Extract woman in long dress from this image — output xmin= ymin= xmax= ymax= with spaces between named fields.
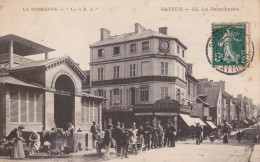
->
xmin=10 ymin=126 xmax=25 ymax=159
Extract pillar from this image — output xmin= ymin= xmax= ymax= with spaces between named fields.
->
xmin=44 ymin=92 xmax=55 ymax=130
xmin=45 ymin=52 xmax=48 ymax=59
xmin=9 ymin=39 xmax=13 ymax=69
xmin=74 ymin=95 xmax=81 ymax=131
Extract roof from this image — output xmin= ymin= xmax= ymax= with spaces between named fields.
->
xmin=0 ymin=76 xmax=42 ymax=89
xmin=8 ymin=56 xmax=87 ymax=80
xmin=0 ymin=53 xmax=33 ymax=64
xmin=223 ymin=91 xmax=232 ymax=98
xmin=204 ymin=86 xmax=220 ymax=107
xmin=196 ymin=96 xmax=209 ymax=106
xmin=90 ymin=30 xmax=187 ymax=50
xmin=0 ymin=34 xmax=54 ymax=56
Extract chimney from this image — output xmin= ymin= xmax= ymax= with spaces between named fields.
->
xmin=159 ymin=27 xmax=168 ymax=35
xmin=100 ymin=28 xmax=110 ymax=41
xmin=134 ymin=23 xmax=146 ymax=33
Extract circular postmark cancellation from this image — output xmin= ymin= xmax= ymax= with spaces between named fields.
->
xmin=206 ymin=22 xmax=254 ymax=75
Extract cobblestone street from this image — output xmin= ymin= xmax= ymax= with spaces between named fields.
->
xmin=0 ymin=136 xmax=254 ymax=162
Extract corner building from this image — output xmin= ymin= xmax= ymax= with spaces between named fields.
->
xmin=89 ymin=23 xmax=197 ymax=129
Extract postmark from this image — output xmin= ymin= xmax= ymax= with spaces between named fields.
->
xmin=206 ymin=22 xmax=254 ymax=75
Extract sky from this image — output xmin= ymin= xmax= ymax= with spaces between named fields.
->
xmin=0 ymin=0 xmax=259 ymax=105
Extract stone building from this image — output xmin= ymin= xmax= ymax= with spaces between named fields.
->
xmin=0 ymin=34 xmax=103 ymax=136
xmin=89 ymin=23 xmax=199 ymax=129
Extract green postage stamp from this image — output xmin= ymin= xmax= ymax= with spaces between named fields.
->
xmin=210 ymin=23 xmax=253 ymax=75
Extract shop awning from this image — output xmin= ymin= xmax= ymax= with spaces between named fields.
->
xmin=206 ymin=121 xmax=217 ymax=129
xmin=135 ymin=112 xmax=153 ymax=116
xmin=179 ymin=114 xmax=195 ymax=127
xmin=225 ymin=122 xmax=232 ymax=129
xmin=193 ymin=118 xmax=207 ymax=126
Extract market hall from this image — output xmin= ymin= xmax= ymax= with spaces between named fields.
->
xmin=0 ymin=34 xmax=104 ymax=137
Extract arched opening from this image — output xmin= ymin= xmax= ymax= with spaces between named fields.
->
xmin=54 ymin=74 xmax=75 ymax=130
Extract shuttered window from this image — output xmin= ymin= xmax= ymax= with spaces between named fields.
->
xmin=28 ymin=91 xmax=35 ymax=123
xmin=20 ymin=90 xmax=27 ymax=123
xmin=10 ymin=88 xmax=18 ymax=122
xmin=36 ymin=92 xmax=43 ymax=123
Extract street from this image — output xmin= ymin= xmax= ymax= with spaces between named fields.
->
xmin=0 ymin=136 xmax=254 ymax=162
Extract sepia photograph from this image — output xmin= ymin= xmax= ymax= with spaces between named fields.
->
xmin=0 ymin=0 xmax=259 ymax=161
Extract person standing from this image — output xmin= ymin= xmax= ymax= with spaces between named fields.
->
xmin=11 ymin=126 xmax=25 ymax=159
xmin=195 ymin=123 xmax=203 ymax=145
xmin=151 ymin=121 xmax=158 ymax=149
xmin=237 ymin=131 xmax=242 ymax=143
xmin=103 ymin=124 xmax=113 ymax=160
xmin=121 ymin=129 xmax=132 ymax=159
xmin=112 ymin=122 xmax=123 ymax=157
xmin=137 ymin=125 xmax=145 ymax=146
xmin=164 ymin=123 xmax=170 ymax=147
xmin=91 ymin=121 xmax=99 ymax=149
xmin=169 ymin=122 xmax=176 ymax=147
xmin=144 ymin=122 xmax=152 ymax=151
xmin=157 ymin=121 xmax=164 ymax=148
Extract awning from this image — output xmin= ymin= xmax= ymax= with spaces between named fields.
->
xmin=154 ymin=112 xmax=178 ymax=116
xmin=193 ymin=118 xmax=207 ymax=126
xmin=206 ymin=121 xmax=217 ymax=129
xmin=0 ymin=76 xmax=42 ymax=89
xmin=135 ymin=112 xmax=153 ymax=116
xmin=179 ymin=114 xmax=195 ymax=127
xmin=225 ymin=122 xmax=232 ymax=129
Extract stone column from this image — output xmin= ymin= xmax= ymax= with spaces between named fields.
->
xmin=45 ymin=92 xmax=55 ymax=130
xmin=9 ymin=39 xmax=13 ymax=69
xmin=74 ymin=95 xmax=81 ymax=131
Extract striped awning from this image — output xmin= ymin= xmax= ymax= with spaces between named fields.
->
xmin=193 ymin=118 xmax=207 ymax=126
xmin=179 ymin=114 xmax=196 ymax=127
xmin=206 ymin=121 xmax=217 ymax=129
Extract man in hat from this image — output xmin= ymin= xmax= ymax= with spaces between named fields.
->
xmin=151 ymin=121 xmax=158 ymax=149
xmin=103 ymin=124 xmax=113 ymax=160
xmin=164 ymin=123 xmax=170 ymax=147
xmin=169 ymin=122 xmax=176 ymax=147
xmin=112 ymin=122 xmax=123 ymax=157
xmin=157 ymin=121 xmax=164 ymax=148
xmin=144 ymin=122 xmax=152 ymax=151
xmin=91 ymin=121 xmax=99 ymax=149
xmin=195 ymin=123 xmax=203 ymax=145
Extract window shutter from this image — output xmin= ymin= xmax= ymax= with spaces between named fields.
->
xmin=104 ymin=90 xmax=106 ymax=107
xmin=110 ymin=90 xmax=112 ymax=106
xmin=165 ymin=62 xmax=168 ymax=75
xmin=119 ymin=89 xmax=123 ymax=106
xmin=136 ymin=88 xmax=139 ymax=104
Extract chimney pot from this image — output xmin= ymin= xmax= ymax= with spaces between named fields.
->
xmin=159 ymin=27 xmax=168 ymax=35
xmin=100 ymin=28 xmax=110 ymax=41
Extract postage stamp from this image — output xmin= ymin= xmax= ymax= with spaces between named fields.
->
xmin=206 ymin=22 xmax=254 ymax=75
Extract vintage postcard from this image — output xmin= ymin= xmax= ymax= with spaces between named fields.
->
xmin=0 ymin=0 xmax=259 ymax=162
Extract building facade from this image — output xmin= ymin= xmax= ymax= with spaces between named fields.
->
xmin=89 ymin=23 xmax=198 ymax=128
xmin=0 ymin=35 xmax=103 ymax=136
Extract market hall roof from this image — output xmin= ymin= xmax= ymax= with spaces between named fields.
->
xmin=90 ymin=29 xmax=187 ymax=50
xmin=9 ymin=56 xmax=87 ymax=80
xmin=0 ymin=34 xmax=55 ymax=56
xmin=0 ymin=76 xmax=43 ymax=89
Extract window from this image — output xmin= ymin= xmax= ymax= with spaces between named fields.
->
xmin=130 ymin=43 xmax=137 ymax=53
xmin=140 ymin=87 xmax=149 ymax=101
xmin=98 ymin=49 xmax=104 ymax=58
xmin=142 ymin=41 xmax=149 ymax=51
xmin=97 ymin=90 xmax=103 ymax=97
xmin=98 ymin=68 xmax=104 ymax=80
xmin=113 ymin=46 xmax=120 ymax=55
xmin=160 ymin=62 xmax=168 ymax=75
xmin=10 ymin=88 xmax=43 ymax=124
xmin=176 ymin=88 xmax=181 ymax=102
xmin=160 ymin=87 xmax=168 ymax=100
xmin=177 ymin=45 xmax=180 ymax=54
xmin=182 ymin=49 xmax=185 ymax=58
xmin=113 ymin=89 xmax=120 ymax=106
xmin=130 ymin=64 xmax=136 ymax=77
xmin=113 ymin=66 xmax=120 ymax=78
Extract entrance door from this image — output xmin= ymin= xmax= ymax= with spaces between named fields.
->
xmin=54 ymin=75 xmax=75 ymax=130
xmin=130 ymin=88 xmax=135 ymax=105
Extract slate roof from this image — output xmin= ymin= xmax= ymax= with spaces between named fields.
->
xmin=90 ymin=30 xmax=187 ymax=49
xmin=203 ymin=86 xmax=220 ymax=107
xmin=0 ymin=76 xmax=42 ymax=89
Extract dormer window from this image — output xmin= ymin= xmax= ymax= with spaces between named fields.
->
xmin=113 ymin=46 xmax=120 ymax=55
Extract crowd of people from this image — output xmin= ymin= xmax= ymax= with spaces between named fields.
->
xmin=98 ymin=120 xmax=179 ymax=160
